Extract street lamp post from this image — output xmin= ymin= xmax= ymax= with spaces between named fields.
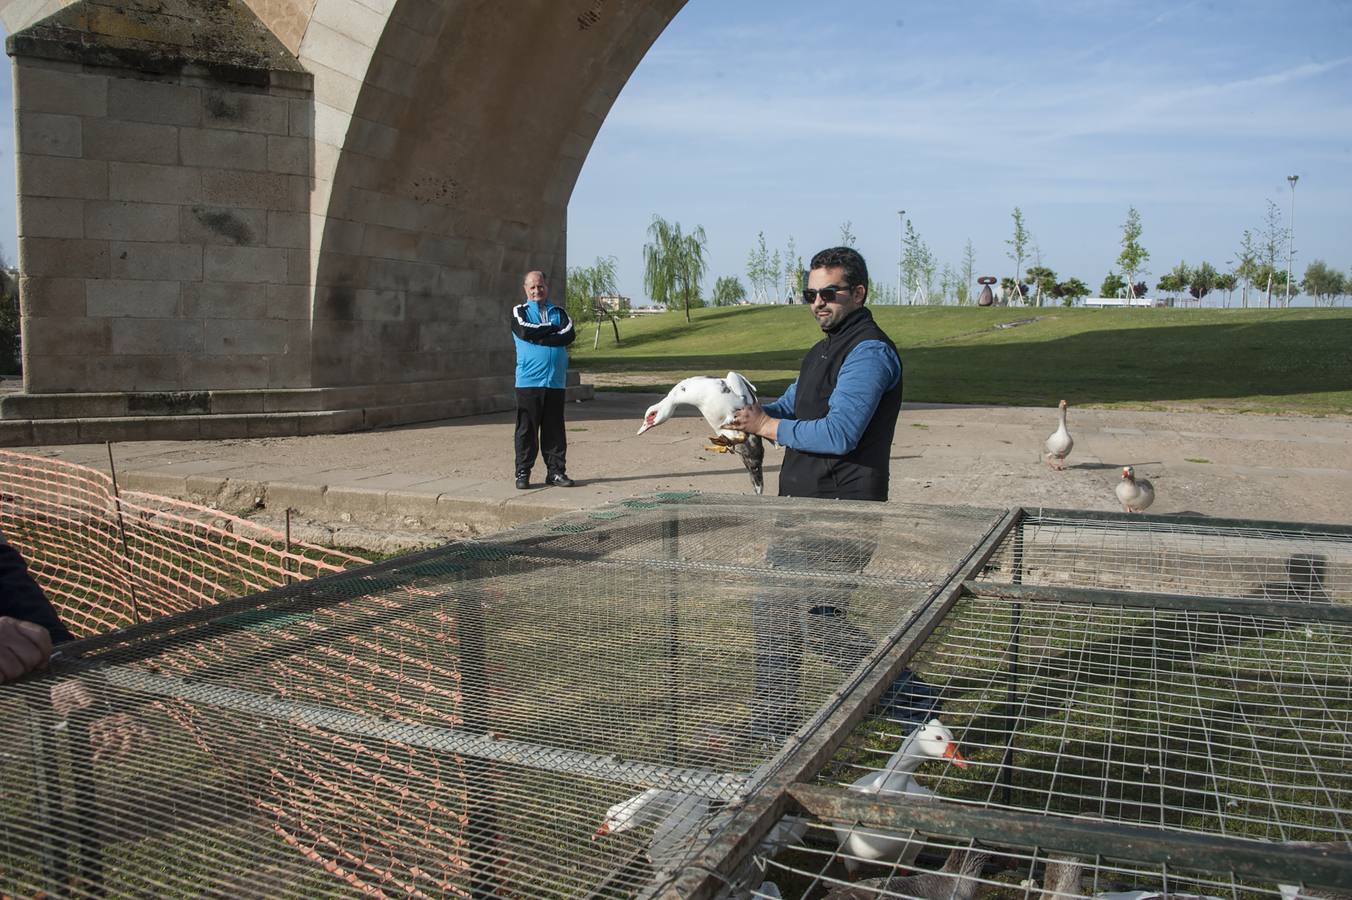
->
xmin=1286 ymin=174 xmax=1298 ymax=307
xmin=897 ymin=210 xmax=905 ymax=306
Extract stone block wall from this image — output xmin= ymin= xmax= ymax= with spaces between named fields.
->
xmin=13 ymin=55 xmax=315 ymax=394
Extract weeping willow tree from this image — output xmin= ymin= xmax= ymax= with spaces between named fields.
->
xmin=643 ymin=215 xmax=708 ymax=323
xmin=566 ymin=255 xmax=620 ymax=344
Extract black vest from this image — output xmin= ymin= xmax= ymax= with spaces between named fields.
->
xmin=778 ymin=307 xmax=903 ymax=502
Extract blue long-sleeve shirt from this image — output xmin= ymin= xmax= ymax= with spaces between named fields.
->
xmin=511 ymin=301 xmax=575 ymax=389
xmin=762 ymin=340 xmax=902 ymax=455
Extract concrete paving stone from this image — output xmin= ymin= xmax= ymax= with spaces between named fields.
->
xmin=121 ymin=469 xmax=191 ymax=495
xmin=346 ymin=472 xmax=444 ymax=491
xmin=322 ymin=484 xmax=390 ymax=514
xmin=382 ymin=488 xmax=441 ymax=513
xmin=245 ymin=415 xmax=301 ymax=438
xmin=264 ymin=480 xmax=329 ymax=511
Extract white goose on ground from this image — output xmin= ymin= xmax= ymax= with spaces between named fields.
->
xmin=636 ymin=372 xmax=765 ymax=494
xmin=830 ymin=719 xmax=968 ymax=875
xmin=1115 ymin=466 xmax=1155 ymax=513
xmin=1044 ymin=399 xmax=1074 ymax=470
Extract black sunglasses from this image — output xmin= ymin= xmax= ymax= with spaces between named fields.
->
xmin=801 ymin=284 xmax=855 ymax=304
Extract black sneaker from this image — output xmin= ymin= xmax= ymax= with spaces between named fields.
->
xmin=515 ymin=473 xmax=530 ymax=490
xmin=545 ymin=472 xmax=575 ymax=487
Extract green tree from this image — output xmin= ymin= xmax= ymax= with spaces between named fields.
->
xmin=1053 ymin=277 xmax=1090 ymax=308
xmin=1157 ymin=261 xmax=1190 ymax=302
xmin=1006 ymin=207 xmax=1030 ymax=288
xmin=1188 ymin=261 xmax=1218 ymax=304
xmin=566 ymin=256 xmax=620 ymax=344
xmin=958 ymin=239 xmax=976 ymax=306
xmin=745 ymin=231 xmax=776 ymax=304
xmin=1117 ymin=206 xmax=1150 ymax=298
xmin=1100 ymin=272 xmax=1126 ymax=299
xmin=999 ymin=276 xmax=1026 ymax=304
xmin=1301 ymin=260 xmax=1345 ymax=307
xmin=711 ymin=275 xmax=747 ymax=307
xmin=1259 ymin=200 xmax=1289 ymax=307
xmin=782 ymin=235 xmax=803 ymax=303
xmin=1214 ymin=272 xmax=1238 ymax=307
xmin=644 ymin=215 xmax=708 ymax=323
xmin=838 ymin=221 xmax=856 ymax=247
xmin=900 ymin=218 xmax=928 ymax=303
xmin=1233 ymin=230 xmax=1260 ymax=308
xmin=939 ymin=265 xmax=958 ymax=306
xmin=1023 ymin=265 xmax=1057 ymax=308
xmin=0 ymin=265 xmax=18 ymax=375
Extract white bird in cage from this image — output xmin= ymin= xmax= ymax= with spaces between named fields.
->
xmin=1044 ymin=399 xmax=1074 ymax=470
xmin=829 ymin=718 xmax=968 ymax=875
xmin=1115 ymin=466 xmax=1155 ymax=513
xmin=636 ymin=372 xmax=766 ymax=494
xmin=593 ymin=788 xmax=709 ymax=869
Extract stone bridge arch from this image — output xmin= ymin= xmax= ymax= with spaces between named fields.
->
xmin=0 ymin=0 xmax=684 ymax=443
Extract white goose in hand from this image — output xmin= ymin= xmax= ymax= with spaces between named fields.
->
xmin=1115 ymin=466 xmax=1155 ymax=513
xmin=637 ymin=372 xmax=765 ymax=494
xmin=831 ymin=719 xmax=968 ymax=874
xmin=1044 ymin=399 xmax=1073 ymax=470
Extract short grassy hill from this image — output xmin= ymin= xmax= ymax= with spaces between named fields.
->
xmin=570 ymin=305 xmax=1352 ymax=416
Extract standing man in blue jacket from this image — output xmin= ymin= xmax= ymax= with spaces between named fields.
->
xmin=510 ymin=270 xmax=577 ymax=489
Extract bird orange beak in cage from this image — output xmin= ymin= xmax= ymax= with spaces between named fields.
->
xmin=593 ymin=821 xmax=611 ymax=840
xmin=943 ymin=742 xmax=968 ymax=769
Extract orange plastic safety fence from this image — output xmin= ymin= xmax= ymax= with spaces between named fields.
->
xmin=0 ymin=449 xmax=370 ymax=637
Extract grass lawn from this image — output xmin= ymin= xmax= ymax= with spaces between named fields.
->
xmin=570 ymin=305 xmax=1352 ymax=416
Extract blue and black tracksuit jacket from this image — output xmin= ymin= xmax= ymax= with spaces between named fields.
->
xmin=511 ymin=301 xmax=576 ymax=389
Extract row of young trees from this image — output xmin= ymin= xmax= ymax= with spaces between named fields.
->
xmin=567 ymin=200 xmax=1349 ymax=326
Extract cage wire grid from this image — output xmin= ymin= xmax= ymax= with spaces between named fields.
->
xmin=1 ymin=494 xmax=1002 ymax=899
xmin=749 ymin=509 xmax=1352 ymax=900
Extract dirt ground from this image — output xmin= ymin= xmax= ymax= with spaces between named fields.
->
xmin=27 ymin=391 xmax=1352 ymax=550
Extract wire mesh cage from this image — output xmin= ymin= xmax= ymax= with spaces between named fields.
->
xmin=1 ymin=494 xmax=1005 ymax=899
xmin=6 ymin=499 xmax=1351 ymax=898
xmin=755 ymin=509 xmax=1352 ymax=900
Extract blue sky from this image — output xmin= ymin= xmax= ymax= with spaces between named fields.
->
xmin=2 ymin=1 xmax=1349 ymax=303
xmin=568 ymin=0 xmax=1352 ymax=303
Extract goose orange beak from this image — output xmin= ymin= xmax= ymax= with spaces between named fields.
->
xmin=593 ymin=822 xmax=611 ymax=840
xmin=943 ymin=743 xmax=968 ymax=769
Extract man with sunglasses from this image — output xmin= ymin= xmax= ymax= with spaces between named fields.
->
xmin=726 ymin=247 xmax=914 ymax=745
xmin=728 ymin=246 xmax=902 ymax=501
xmin=510 ymin=270 xmax=577 ymax=489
